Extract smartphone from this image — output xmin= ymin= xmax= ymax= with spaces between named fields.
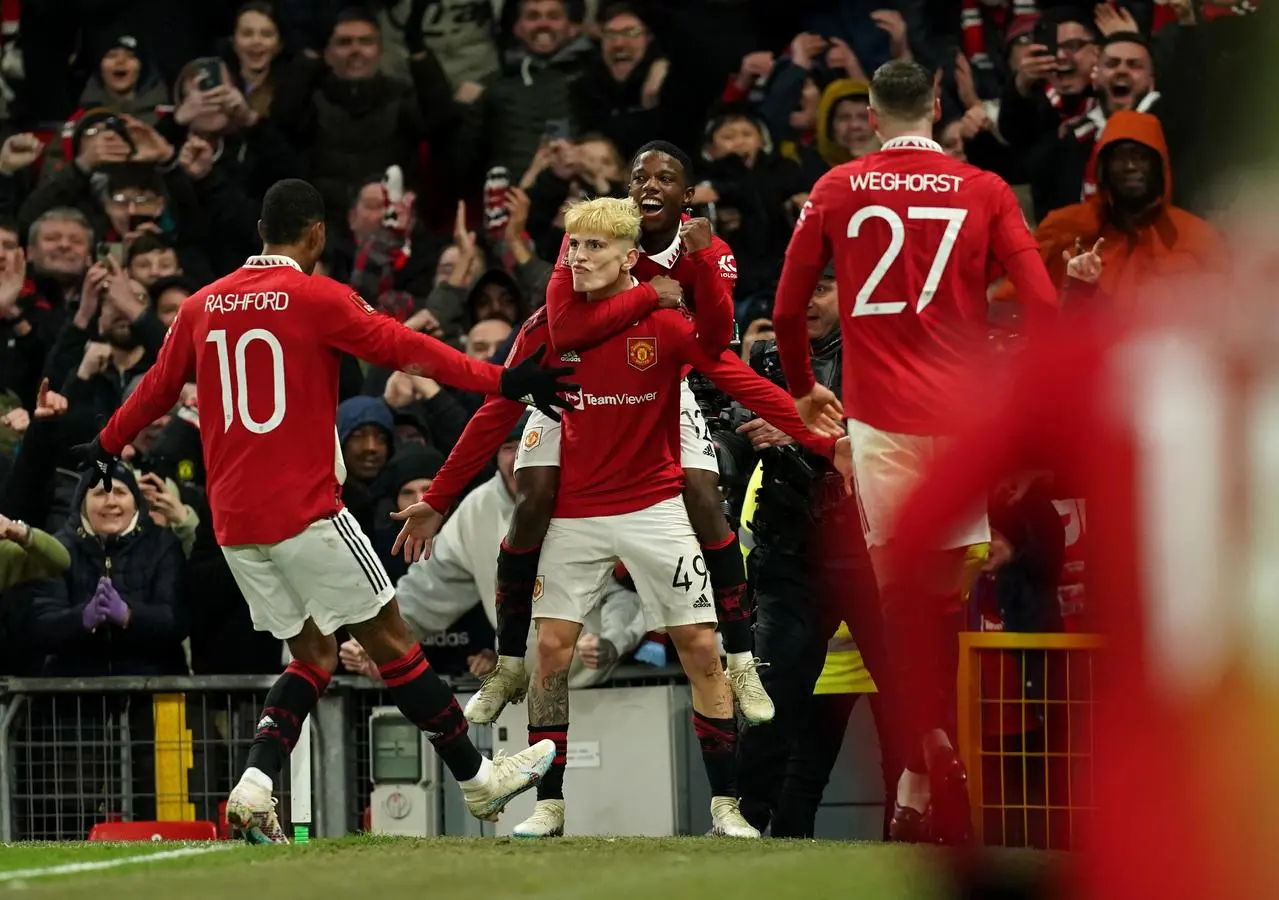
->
xmin=128 ymin=213 xmax=156 ymax=233
xmin=102 ymin=115 xmax=136 ymax=154
xmin=543 ymin=118 xmax=572 ymax=143
xmin=95 ymin=241 xmax=112 ymax=265
xmin=194 ymin=57 xmax=223 ymax=91
xmin=1032 ymin=18 xmax=1057 ymax=56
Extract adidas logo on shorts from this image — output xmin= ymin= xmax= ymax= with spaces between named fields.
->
xmin=693 ymin=594 xmax=712 ymax=609
xmin=560 ymin=350 xmax=581 ymax=362
xmin=703 ymin=446 xmax=715 ymax=457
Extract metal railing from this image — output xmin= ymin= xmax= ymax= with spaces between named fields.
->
xmin=0 ymin=667 xmax=688 ymax=842
xmin=954 ymin=632 xmax=1104 ymax=851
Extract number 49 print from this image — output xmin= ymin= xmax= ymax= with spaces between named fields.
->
xmin=671 ymin=554 xmax=709 ymax=593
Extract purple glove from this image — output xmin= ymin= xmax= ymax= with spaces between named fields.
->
xmin=82 ymin=580 xmax=109 ymax=631
xmin=98 ymin=579 xmax=129 ymax=627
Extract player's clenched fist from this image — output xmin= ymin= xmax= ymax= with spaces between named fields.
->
xmin=649 ymin=275 xmax=683 ymax=309
xmin=679 ymin=217 xmax=713 ymax=253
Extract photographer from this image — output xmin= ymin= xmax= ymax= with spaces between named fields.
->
xmin=714 ymin=263 xmax=899 ymax=838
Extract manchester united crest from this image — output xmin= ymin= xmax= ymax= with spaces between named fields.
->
xmin=523 ymin=426 xmax=542 ymax=450
xmin=627 ymin=337 xmax=657 ymax=371
xmin=532 ymin=576 xmax=545 ymax=602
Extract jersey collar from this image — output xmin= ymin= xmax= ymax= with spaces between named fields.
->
xmin=245 ymin=255 xmax=302 ymax=271
xmin=642 ymin=227 xmax=682 ymax=270
xmin=880 ymin=136 xmax=945 ymax=154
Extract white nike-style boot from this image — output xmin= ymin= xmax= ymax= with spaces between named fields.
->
xmin=463 ymin=656 xmax=530 ymax=724
xmin=512 ymin=799 xmax=566 ymax=838
xmin=725 ymin=656 xmax=775 ymax=724
xmin=710 ymin=796 xmax=760 ymax=838
xmin=461 ymin=740 xmax=555 ymax=821
xmin=226 ymin=768 xmax=288 ymax=844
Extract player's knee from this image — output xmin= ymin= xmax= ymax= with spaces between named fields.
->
xmin=535 ymin=619 xmax=577 ymax=672
xmin=668 ymin=624 xmax=722 ymax=680
xmin=289 ymin=629 xmax=339 ymax=675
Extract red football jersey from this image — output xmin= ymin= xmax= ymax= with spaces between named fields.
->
xmin=424 ymin=301 xmax=835 ymax=518
xmin=545 ymin=221 xmax=738 ymax=356
xmin=773 ymin=135 xmax=1055 ymax=435
xmin=100 ymin=255 xmax=505 ymax=546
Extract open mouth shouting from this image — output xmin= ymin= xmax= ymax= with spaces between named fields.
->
xmin=639 ymin=197 xmax=665 ymax=218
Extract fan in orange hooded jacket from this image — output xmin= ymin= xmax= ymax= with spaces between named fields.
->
xmin=994 ymin=110 xmax=1225 ymax=306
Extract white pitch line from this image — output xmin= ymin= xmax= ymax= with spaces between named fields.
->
xmin=0 ymin=844 xmax=235 ymax=882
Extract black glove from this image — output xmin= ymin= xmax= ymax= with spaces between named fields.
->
xmin=69 ymin=436 xmax=122 ymax=492
xmin=404 ymin=0 xmax=429 ymax=56
xmin=499 ymin=344 xmax=578 ymax=422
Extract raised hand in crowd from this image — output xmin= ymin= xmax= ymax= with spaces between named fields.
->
xmin=339 ymin=638 xmax=381 ymax=680
xmin=446 ymin=201 xmax=480 ymax=289
xmin=0 ymin=514 xmax=31 ymax=544
xmin=74 ymin=263 xmax=110 ymax=329
xmin=402 ymin=307 xmax=445 ymax=337
xmin=383 ymin=370 xmax=440 ymax=408
xmin=77 ymin=341 xmax=113 ymax=381
xmin=0 ymin=246 xmax=25 ymax=320
xmin=576 ymin=633 xmax=618 ymax=671
xmin=1095 ymin=3 xmax=1140 ymax=36
xmin=1065 ymin=237 xmax=1105 ymax=283
xmin=102 ymin=256 xmax=148 ymax=320
xmin=178 ymin=135 xmax=216 ymax=181
xmin=122 ymin=115 xmax=175 ymax=165
xmin=789 ymin=33 xmax=828 ymax=70
xmin=740 ymin=317 xmax=775 ymax=361
xmin=826 ymin=36 xmax=868 ymax=81
xmin=76 ymin=125 xmax=133 ymax=172
xmin=455 ymin=81 xmax=485 ymax=104
xmin=519 ymin=141 xmax=557 ymax=190
xmin=548 ymin=139 xmax=578 ymax=182
xmin=0 ymin=133 xmax=44 ymax=176
xmin=649 ymin=274 xmax=683 ymax=309
xmin=505 ymin=186 xmax=531 ymax=244
xmin=137 ymin=472 xmax=186 ymax=527
xmin=954 ymin=53 xmax=982 ymax=112
xmin=467 ymin=649 xmax=498 ymax=677
xmin=0 ymin=407 xmax=28 ymax=434
xmin=34 ymin=378 xmax=68 ymax=420
xmin=641 ymin=58 xmax=669 ymax=109
xmin=1014 ymin=44 xmax=1058 ymax=96
xmin=871 ymin=10 xmax=911 ymax=61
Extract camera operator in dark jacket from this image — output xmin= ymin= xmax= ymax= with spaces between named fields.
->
xmin=714 ymin=264 xmax=901 ymax=838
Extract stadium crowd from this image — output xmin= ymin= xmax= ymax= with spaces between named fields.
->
xmin=0 ymin=0 xmax=1254 ymax=842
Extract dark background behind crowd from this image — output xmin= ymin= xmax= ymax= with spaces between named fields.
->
xmin=0 ymin=0 xmax=1259 ymax=682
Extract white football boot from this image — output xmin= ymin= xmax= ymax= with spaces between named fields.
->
xmin=226 ymin=774 xmax=288 ymax=844
xmin=710 ymin=797 xmax=760 ymax=838
xmin=726 ymin=656 xmax=775 ymax=724
xmin=461 ymin=740 xmax=555 ymax=821
xmin=463 ymin=656 xmax=530 ymax=724
xmin=512 ymin=799 xmax=566 ymax=839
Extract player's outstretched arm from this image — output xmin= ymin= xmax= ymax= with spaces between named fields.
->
xmin=989 ymin=178 xmax=1059 ymax=324
xmin=773 ymin=193 xmax=831 ymax=398
xmin=674 ymin=318 xmax=840 ymax=455
xmin=545 ymin=236 xmax=660 ymax=351
xmin=94 ymin=303 xmax=197 ymax=464
xmin=320 ymin=282 xmax=576 ymax=418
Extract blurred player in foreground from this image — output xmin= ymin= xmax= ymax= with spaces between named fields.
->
xmin=74 ymin=179 xmax=578 ymax=843
xmin=771 ymin=59 xmax=1058 ymax=843
xmin=395 ymin=197 xmax=849 ymax=839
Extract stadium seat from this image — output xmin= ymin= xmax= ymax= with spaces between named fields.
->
xmin=87 ymin=820 xmax=220 ymax=842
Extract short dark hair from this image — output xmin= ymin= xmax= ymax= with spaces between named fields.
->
xmin=1101 ymin=30 xmax=1149 ymax=51
xmin=260 ymin=179 xmax=325 ymax=244
xmin=125 ymin=232 xmax=175 ymax=266
xmin=631 ymin=140 xmax=694 ymax=184
xmin=149 ymin=274 xmax=198 ymax=302
xmin=869 ymin=59 xmax=934 ymax=122
xmin=600 ymin=1 xmax=644 ymax=26
xmin=333 ymin=5 xmax=379 ymax=32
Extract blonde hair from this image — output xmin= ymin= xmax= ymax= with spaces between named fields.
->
xmin=563 ymin=197 xmax=642 ymax=246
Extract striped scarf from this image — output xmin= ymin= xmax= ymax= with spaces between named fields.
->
xmin=961 ymin=0 xmax=1039 ymax=70
xmin=1151 ymin=0 xmax=1258 ymax=32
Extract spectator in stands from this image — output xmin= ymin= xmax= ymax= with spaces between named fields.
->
xmin=452 ymin=0 xmax=592 ymax=183
xmin=955 ymin=1 xmax=1040 ymax=102
xmin=271 ymin=6 xmax=456 ymax=231
xmin=1080 ymin=32 xmax=1161 ymax=200
xmin=148 ymin=275 xmax=196 ymax=329
xmin=813 ymin=78 xmax=877 ymax=168
xmin=380 ymin=0 xmax=501 ymax=92
xmin=39 ymin=33 xmax=170 ymax=179
xmin=341 ymin=414 xmax=646 ymax=684
xmin=998 ymin=8 xmax=1102 ymax=220
xmin=130 ymin=464 xmax=201 ymax=558
xmin=524 ymin=134 xmax=626 ymax=261
xmin=377 ymin=369 xmax=470 ymax=454
xmin=571 ymin=3 xmax=669 ymax=162
xmin=227 ymin=2 xmax=287 ymax=119
xmin=125 ymin=232 xmax=183 ymax=287
xmin=0 ymin=514 xmax=70 ymax=590
xmin=997 ymin=112 xmax=1224 ymax=307
xmin=17 ymin=467 xmax=188 ymax=677
xmin=338 ymin=395 xmax=396 ymax=537
xmin=466 ymin=319 xmax=512 ymax=362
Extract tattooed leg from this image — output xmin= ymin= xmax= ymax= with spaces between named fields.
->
xmin=528 ymin=618 xmax=581 ymax=801
xmin=669 ymin=622 xmax=739 ymax=798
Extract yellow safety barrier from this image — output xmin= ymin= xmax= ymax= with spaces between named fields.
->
xmin=152 ymin=693 xmax=195 ymax=821
xmin=955 ymin=632 xmax=1104 ymax=850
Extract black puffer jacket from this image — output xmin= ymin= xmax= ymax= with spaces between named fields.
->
xmin=16 ymin=467 xmax=189 ymax=677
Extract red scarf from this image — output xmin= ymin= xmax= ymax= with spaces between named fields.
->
xmin=961 ymin=0 xmax=1039 ymax=70
xmin=1151 ymin=0 xmax=1257 ymax=32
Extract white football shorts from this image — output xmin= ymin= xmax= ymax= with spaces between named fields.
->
xmin=514 ymin=378 xmax=719 ymax=474
xmin=847 ymin=417 xmax=990 ymax=550
xmin=222 ymin=507 xmax=394 ymax=639
xmin=533 ymin=497 xmax=717 ymax=630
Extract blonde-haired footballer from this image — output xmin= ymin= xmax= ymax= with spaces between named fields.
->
xmin=499 ymin=195 xmax=852 ymax=839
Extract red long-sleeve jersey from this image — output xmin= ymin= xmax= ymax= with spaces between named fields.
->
xmin=99 ymin=255 xmax=505 ymax=546
xmin=424 ymin=303 xmax=834 ymax=517
xmin=545 ymin=220 xmax=737 ymax=356
xmin=773 ymin=135 xmax=1057 ymax=435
